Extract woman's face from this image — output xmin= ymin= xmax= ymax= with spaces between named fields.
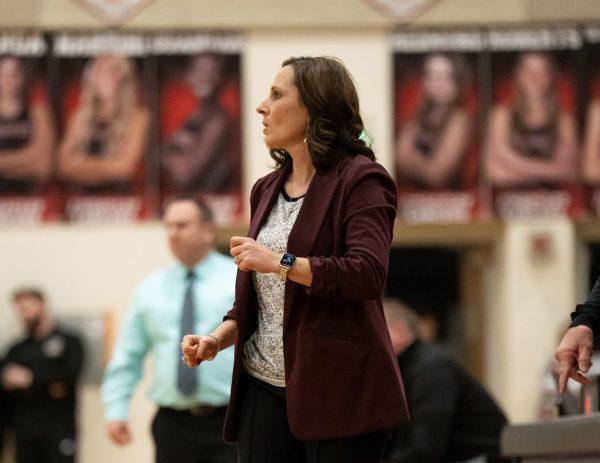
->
xmin=515 ymin=53 xmax=554 ymax=98
xmin=0 ymin=57 xmax=24 ymax=97
xmin=186 ymin=54 xmax=221 ymax=98
xmin=93 ymin=58 xmax=124 ymax=101
xmin=422 ymin=55 xmax=458 ymax=105
xmin=256 ymin=65 xmax=308 ymax=151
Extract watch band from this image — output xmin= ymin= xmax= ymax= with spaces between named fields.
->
xmin=279 ymin=266 xmax=290 ymax=282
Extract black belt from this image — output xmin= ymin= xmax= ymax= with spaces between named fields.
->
xmin=159 ymin=404 xmax=228 ymax=417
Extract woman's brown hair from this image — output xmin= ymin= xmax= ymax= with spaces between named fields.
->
xmin=270 ymin=56 xmax=375 ymax=170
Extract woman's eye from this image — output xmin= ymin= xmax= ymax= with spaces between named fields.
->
xmin=272 ymin=91 xmax=281 ymax=99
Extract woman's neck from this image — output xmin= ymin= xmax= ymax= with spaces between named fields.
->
xmin=520 ymin=97 xmax=551 ymax=127
xmin=285 ymin=144 xmax=315 ymax=197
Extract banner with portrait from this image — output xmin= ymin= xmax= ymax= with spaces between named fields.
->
xmin=0 ymin=34 xmax=59 ymax=224
xmin=581 ymin=26 xmax=600 ymax=216
xmin=53 ymin=33 xmax=152 ymax=223
xmin=392 ymin=31 xmax=484 ymax=223
xmin=156 ymin=33 xmax=243 ymax=226
xmin=486 ymin=28 xmax=584 ymax=219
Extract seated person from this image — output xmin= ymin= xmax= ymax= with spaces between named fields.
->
xmin=383 ymin=299 xmax=508 ymax=463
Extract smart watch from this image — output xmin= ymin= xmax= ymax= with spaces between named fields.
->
xmin=279 ymin=253 xmax=297 ymax=282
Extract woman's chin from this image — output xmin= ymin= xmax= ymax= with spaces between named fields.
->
xmin=263 ymin=140 xmax=282 ymax=151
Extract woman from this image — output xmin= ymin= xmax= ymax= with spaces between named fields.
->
xmin=0 ymin=55 xmax=54 ymax=194
xmin=57 ymin=54 xmax=149 ymax=193
xmin=486 ymin=52 xmax=578 ymax=188
xmin=162 ymin=52 xmax=233 ymax=195
xmin=395 ymin=53 xmax=473 ymax=190
xmin=181 ymin=56 xmax=408 ymax=463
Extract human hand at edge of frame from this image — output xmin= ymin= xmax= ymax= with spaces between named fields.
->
xmin=181 ymin=334 xmax=218 ymax=367
xmin=230 ymin=236 xmax=280 ymax=274
xmin=106 ymin=420 xmax=132 ymax=446
xmin=1 ymin=363 xmax=33 ymax=390
xmin=554 ymin=325 xmax=594 ymax=393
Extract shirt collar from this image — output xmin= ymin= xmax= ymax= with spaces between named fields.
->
xmin=175 ymin=251 xmax=216 ymax=281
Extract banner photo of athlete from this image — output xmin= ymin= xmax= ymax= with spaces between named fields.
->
xmin=581 ymin=26 xmax=600 ymax=216
xmin=485 ymin=28 xmax=584 ymax=219
xmin=0 ymin=34 xmax=59 ymax=225
xmin=53 ymin=33 xmax=151 ymax=223
xmin=392 ymin=31 xmax=484 ymax=223
xmin=157 ymin=33 xmax=243 ymax=226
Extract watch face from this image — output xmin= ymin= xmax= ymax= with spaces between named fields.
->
xmin=280 ymin=253 xmax=296 ymax=268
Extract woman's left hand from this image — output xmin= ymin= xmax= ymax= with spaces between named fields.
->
xmin=230 ymin=236 xmax=279 ymax=274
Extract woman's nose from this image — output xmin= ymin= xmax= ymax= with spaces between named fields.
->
xmin=256 ymin=100 xmax=268 ymax=115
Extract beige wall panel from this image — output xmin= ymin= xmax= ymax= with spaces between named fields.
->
xmin=0 ymin=0 xmax=38 ymax=28
xmin=485 ymin=219 xmax=577 ymax=423
xmin=5 ymin=0 xmax=600 ymax=29
xmin=528 ymin=0 xmax=600 ymax=22
xmin=37 ymin=0 xmax=103 ymax=28
xmin=412 ymin=0 xmax=529 ymax=25
xmin=126 ymin=0 xmax=390 ymax=29
xmin=0 ymin=224 xmax=172 ymax=354
xmin=24 ymin=0 xmax=391 ymax=30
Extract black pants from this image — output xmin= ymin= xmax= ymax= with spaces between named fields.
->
xmin=152 ymin=406 xmax=236 ymax=463
xmin=236 ymin=373 xmax=391 ymax=463
xmin=15 ymin=422 xmax=77 ymax=463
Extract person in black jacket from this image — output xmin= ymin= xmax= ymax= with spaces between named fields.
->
xmin=1 ymin=287 xmax=84 ymax=463
xmin=382 ymin=299 xmax=508 ymax=463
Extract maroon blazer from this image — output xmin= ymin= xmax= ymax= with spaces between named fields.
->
xmin=223 ymin=153 xmax=409 ymax=441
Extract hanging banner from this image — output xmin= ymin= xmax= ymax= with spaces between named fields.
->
xmin=0 ymin=34 xmax=59 ymax=225
xmin=393 ymin=30 xmax=483 ymax=223
xmin=485 ymin=27 xmax=584 ymax=219
xmin=53 ymin=32 xmax=151 ymax=223
xmin=155 ymin=33 xmax=243 ymax=226
xmin=582 ymin=26 xmax=600 ymax=216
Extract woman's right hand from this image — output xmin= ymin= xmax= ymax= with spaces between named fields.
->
xmin=181 ymin=334 xmax=219 ymax=367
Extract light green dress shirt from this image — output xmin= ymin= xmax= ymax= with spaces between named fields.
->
xmin=101 ymin=251 xmax=236 ymax=421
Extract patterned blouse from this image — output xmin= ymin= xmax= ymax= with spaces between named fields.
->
xmin=242 ymin=189 xmax=304 ymax=387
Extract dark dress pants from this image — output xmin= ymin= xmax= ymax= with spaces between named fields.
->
xmin=236 ymin=372 xmax=391 ymax=463
xmin=152 ymin=406 xmax=236 ymax=463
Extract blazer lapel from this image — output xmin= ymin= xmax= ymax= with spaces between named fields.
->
xmin=247 ymin=164 xmax=289 ymax=239
xmin=287 ymin=165 xmax=340 ymax=258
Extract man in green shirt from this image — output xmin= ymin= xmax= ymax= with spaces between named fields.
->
xmin=102 ymin=197 xmax=236 ymax=463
